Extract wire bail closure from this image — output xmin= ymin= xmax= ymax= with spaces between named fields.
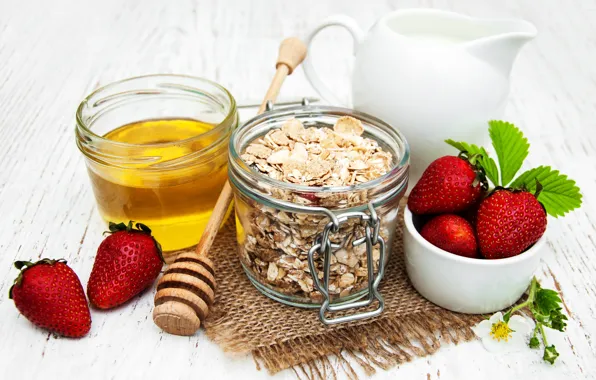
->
xmin=307 ymin=202 xmax=386 ymax=325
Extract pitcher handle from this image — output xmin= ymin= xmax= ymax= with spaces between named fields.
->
xmin=303 ymin=15 xmax=364 ymax=106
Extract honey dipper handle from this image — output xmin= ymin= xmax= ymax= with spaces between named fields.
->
xmin=194 ymin=37 xmax=307 ymax=257
xmin=194 ymin=181 xmax=233 ymax=256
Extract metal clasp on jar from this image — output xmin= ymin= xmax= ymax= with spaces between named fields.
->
xmin=307 ymin=202 xmax=386 ymax=325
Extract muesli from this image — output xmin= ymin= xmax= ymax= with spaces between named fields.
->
xmin=238 ymin=116 xmax=394 ymax=302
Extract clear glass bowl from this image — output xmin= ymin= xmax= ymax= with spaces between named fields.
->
xmin=228 ymin=106 xmax=409 ymax=308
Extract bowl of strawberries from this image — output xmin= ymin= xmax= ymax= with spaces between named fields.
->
xmin=404 ymin=121 xmax=582 ymax=314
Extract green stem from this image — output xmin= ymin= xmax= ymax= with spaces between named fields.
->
xmin=504 ymin=277 xmax=539 ymax=322
xmin=529 ymin=277 xmax=539 ymax=298
xmin=507 ymin=299 xmax=531 ymax=317
xmin=539 ymin=324 xmax=549 ymax=347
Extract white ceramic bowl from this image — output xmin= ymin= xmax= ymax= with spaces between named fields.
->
xmin=404 ymin=206 xmax=546 ymax=314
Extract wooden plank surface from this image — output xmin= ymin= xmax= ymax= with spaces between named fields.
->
xmin=0 ymin=0 xmax=594 ymax=378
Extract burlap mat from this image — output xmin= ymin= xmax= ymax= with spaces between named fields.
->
xmin=201 ymin=202 xmax=483 ymax=379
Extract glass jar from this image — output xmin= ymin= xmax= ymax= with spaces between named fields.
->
xmin=76 ymin=74 xmax=238 ymax=252
xmin=229 ymin=106 xmax=409 ymax=322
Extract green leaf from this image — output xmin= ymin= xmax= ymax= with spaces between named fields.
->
xmin=445 ymin=139 xmax=499 ymax=185
xmin=534 ymin=288 xmax=562 ymax=316
xmin=531 ymin=283 xmax=568 ymax=331
xmin=510 ymin=166 xmax=583 ymax=217
xmin=488 ymin=120 xmax=530 ymax=186
xmin=543 ymin=345 xmax=559 ymax=364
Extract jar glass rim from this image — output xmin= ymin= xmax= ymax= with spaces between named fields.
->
xmin=229 ymin=105 xmax=410 ymax=194
xmin=75 ymin=74 xmax=237 ymax=149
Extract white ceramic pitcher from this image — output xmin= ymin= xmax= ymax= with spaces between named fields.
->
xmin=304 ymin=9 xmax=536 ymax=186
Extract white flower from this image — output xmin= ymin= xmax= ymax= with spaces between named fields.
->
xmin=472 ymin=311 xmax=535 ymax=353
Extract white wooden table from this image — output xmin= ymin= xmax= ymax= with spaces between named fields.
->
xmin=1 ymin=0 xmax=595 ymax=378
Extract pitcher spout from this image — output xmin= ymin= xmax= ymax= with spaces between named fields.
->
xmin=464 ymin=19 xmax=537 ymax=75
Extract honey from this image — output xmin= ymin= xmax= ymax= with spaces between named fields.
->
xmin=77 ymin=75 xmax=237 ymax=253
xmin=87 ymin=119 xmax=229 ymax=251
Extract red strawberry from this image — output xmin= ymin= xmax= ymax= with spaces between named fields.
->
xmin=9 ymin=259 xmax=91 ymax=337
xmin=420 ymin=214 xmax=478 ymax=258
xmin=87 ymin=221 xmax=163 ymax=309
xmin=476 ymin=189 xmax=547 ymax=259
xmin=408 ymin=155 xmax=486 ymax=215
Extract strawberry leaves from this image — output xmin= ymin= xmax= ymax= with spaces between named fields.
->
xmin=445 ymin=121 xmax=582 ymax=217
xmin=511 ymin=166 xmax=582 ymax=218
xmin=488 ymin=120 xmax=529 ymax=186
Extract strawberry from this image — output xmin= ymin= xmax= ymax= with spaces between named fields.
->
xmin=476 ymin=189 xmax=547 ymax=259
xmin=87 ymin=221 xmax=163 ymax=309
xmin=420 ymin=214 xmax=478 ymax=258
xmin=9 ymin=259 xmax=91 ymax=337
xmin=408 ymin=154 xmax=486 ymax=215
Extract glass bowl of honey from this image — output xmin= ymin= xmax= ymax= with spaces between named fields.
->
xmin=76 ymin=74 xmax=238 ymax=253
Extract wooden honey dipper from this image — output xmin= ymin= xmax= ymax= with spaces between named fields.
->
xmin=153 ymin=37 xmax=308 ymax=336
